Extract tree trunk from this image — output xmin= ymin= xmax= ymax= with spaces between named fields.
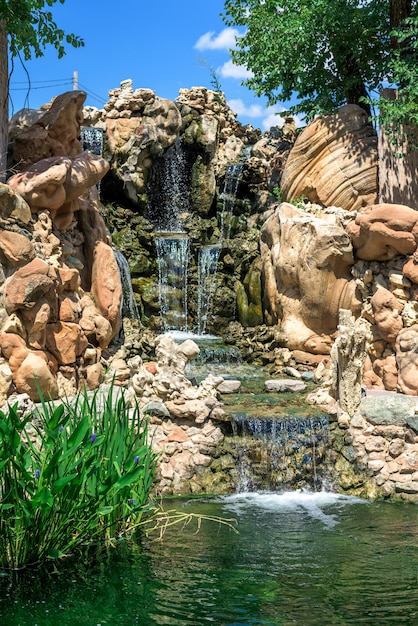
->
xmin=0 ymin=20 xmax=8 ymax=182
xmin=390 ymin=0 xmax=413 ymax=48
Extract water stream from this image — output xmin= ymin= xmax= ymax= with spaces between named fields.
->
xmin=2 ymin=495 xmax=417 ymax=625
xmin=155 ymin=234 xmax=190 ymax=332
xmin=113 ymin=247 xmax=141 ymax=321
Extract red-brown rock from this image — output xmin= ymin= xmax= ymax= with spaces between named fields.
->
xmin=347 ymin=203 xmax=418 ymax=261
xmin=45 ymin=321 xmax=88 ymax=365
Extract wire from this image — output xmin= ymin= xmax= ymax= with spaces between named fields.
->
xmin=9 ymin=82 xmax=73 ymax=91
xmin=78 ymin=81 xmax=107 ymax=105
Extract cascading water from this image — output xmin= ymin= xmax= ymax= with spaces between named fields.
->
xmin=80 ymin=127 xmax=104 ymax=157
xmin=195 ymin=163 xmax=244 ymax=334
xmin=231 ymin=414 xmax=332 ymax=492
xmin=147 ymin=138 xmax=193 ymax=331
xmin=147 ymin=137 xmax=191 ymax=233
xmin=197 ymin=245 xmax=221 ymax=335
xmin=219 ymin=163 xmax=244 ymax=241
xmin=113 ymin=248 xmax=141 ymax=322
xmin=155 ymin=234 xmax=190 ymax=332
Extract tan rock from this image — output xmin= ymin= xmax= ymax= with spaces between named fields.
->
xmin=167 ymin=427 xmax=189 ymax=443
xmin=281 ymin=104 xmax=378 ymax=211
xmin=371 ymin=288 xmax=403 ymax=344
xmin=403 ymin=254 xmax=418 ymax=284
xmin=4 ymin=258 xmax=56 ymax=313
xmin=396 ymin=325 xmax=418 ymax=395
xmin=0 ymin=184 xmax=32 ymax=224
xmin=0 ymin=230 xmax=35 ymax=267
xmin=372 ymin=355 xmax=398 ymax=391
xmin=13 ymin=90 xmax=86 ymax=167
xmin=164 ymin=399 xmax=210 ymax=424
xmin=14 ymin=351 xmax=58 ymax=400
xmin=84 ymin=363 xmax=104 ymax=390
xmin=90 ymin=241 xmax=122 ymax=337
xmin=346 ymin=203 xmax=418 ymax=261
xmin=46 ymin=321 xmax=88 ymax=365
xmin=260 ymin=203 xmax=361 ymax=351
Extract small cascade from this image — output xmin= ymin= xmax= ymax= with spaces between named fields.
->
xmin=80 ymin=127 xmax=104 ymax=156
xmin=113 ymin=248 xmax=141 ymax=321
xmin=155 ymin=234 xmax=190 ymax=332
xmin=197 ymin=245 xmax=221 ymax=335
xmin=146 ymin=137 xmax=191 ymax=233
xmin=194 ymin=163 xmax=244 ymax=333
xmin=232 ymin=414 xmax=331 ymax=492
xmin=219 ymin=163 xmax=244 ymax=241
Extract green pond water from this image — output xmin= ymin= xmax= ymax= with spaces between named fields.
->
xmin=1 ymin=492 xmax=418 ymax=626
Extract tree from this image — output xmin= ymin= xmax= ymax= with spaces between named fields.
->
xmin=222 ymin=0 xmax=417 ymax=125
xmin=0 ymin=0 xmax=83 ymax=180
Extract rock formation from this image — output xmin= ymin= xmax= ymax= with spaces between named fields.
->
xmin=260 ymin=202 xmax=361 ymax=354
xmin=280 ymin=104 xmax=378 ymax=211
xmin=0 ymin=91 xmax=121 ymax=400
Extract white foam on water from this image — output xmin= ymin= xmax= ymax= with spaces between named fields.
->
xmin=163 ymin=331 xmax=218 ymax=342
xmin=220 ymin=490 xmax=366 ymax=529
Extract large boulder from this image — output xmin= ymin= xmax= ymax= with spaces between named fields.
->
xmin=346 ymin=203 xmax=418 ymax=261
xmin=281 ymin=104 xmax=378 ymax=211
xmin=260 ymin=203 xmax=361 ymax=354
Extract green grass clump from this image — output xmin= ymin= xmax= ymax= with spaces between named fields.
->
xmin=0 ymin=386 xmax=158 ymax=571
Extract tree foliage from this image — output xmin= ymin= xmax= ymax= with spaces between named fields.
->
xmin=222 ymin=0 xmax=418 ymax=125
xmin=0 ymin=0 xmax=83 ymax=60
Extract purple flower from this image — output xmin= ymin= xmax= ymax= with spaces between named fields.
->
xmin=58 ymin=426 xmax=64 ymax=433
xmin=91 ymin=433 xmax=97 ymax=443
xmin=34 ymin=469 xmax=40 ymax=479
xmin=129 ymin=499 xmax=136 ymax=504
xmin=134 ymin=456 xmax=140 ymax=465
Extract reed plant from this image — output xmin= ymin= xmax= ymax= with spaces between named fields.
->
xmin=0 ymin=385 xmax=158 ymax=571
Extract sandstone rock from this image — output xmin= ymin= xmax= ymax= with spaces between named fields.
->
xmin=346 ymin=204 xmax=418 ymax=261
xmin=84 ymin=363 xmax=104 ymax=390
xmin=0 ymin=183 xmax=32 ymax=224
xmin=4 ymin=258 xmax=56 ymax=313
xmin=372 ymin=355 xmax=398 ymax=391
xmin=13 ymin=90 xmax=86 ymax=168
xmin=164 ymin=399 xmax=210 ymax=423
xmin=217 ymin=380 xmax=241 ymax=394
xmin=280 ymin=104 xmax=378 ymax=211
xmin=265 ymin=379 xmax=307 ymax=393
xmin=8 ymin=152 xmax=109 ymax=231
xmin=90 ymin=241 xmax=122 ymax=337
xmin=45 ymin=321 xmax=88 ymax=365
xmin=14 ymin=352 xmax=58 ymax=401
xmin=395 ymin=325 xmax=418 ymax=395
xmin=371 ymin=288 xmax=404 ymax=344
xmin=260 ymin=203 xmax=361 ymax=352
xmin=0 ymin=230 xmax=35 ymax=267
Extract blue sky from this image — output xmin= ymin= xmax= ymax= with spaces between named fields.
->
xmin=8 ymin=0 xmax=295 ymax=130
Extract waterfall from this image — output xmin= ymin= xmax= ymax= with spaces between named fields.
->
xmin=194 ymin=164 xmax=244 ymax=334
xmin=197 ymin=245 xmax=221 ymax=335
xmin=155 ymin=234 xmax=190 ymax=332
xmin=146 ymin=137 xmax=191 ymax=233
xmin=219 ymin=163 xmax=244 ymax=241
xmin=80 ymin=127 xmax=104 ymax=156
xmin=232 ymin=415 xmax=331 ymax=492
xmin=113 ymin=248 xmax=141 ymax=321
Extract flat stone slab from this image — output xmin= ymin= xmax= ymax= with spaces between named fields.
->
xmin=265 ymin=379 xmax=307 ymax=393
xmin=361 ymin=391 xmax=417 ymax=431
xmin=217 ymin=380 xmax=241 ymax=394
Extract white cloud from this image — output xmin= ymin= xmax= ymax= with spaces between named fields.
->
xmin=227 ymin=99 xmax=264 ymax=117
xmin=219 ymin=60 xmax=253 ymax=79
xmin=227 ymin=99 xmax=304 ymax=130
xmin=194 ymin=28 xmax=240 ymax=51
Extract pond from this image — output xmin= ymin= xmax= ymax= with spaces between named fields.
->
xmin=1 ymin=491 xmax=418 ymax=625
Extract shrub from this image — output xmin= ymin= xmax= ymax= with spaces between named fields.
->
xmin=0 ymin=386 xmax=158 ymax=571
